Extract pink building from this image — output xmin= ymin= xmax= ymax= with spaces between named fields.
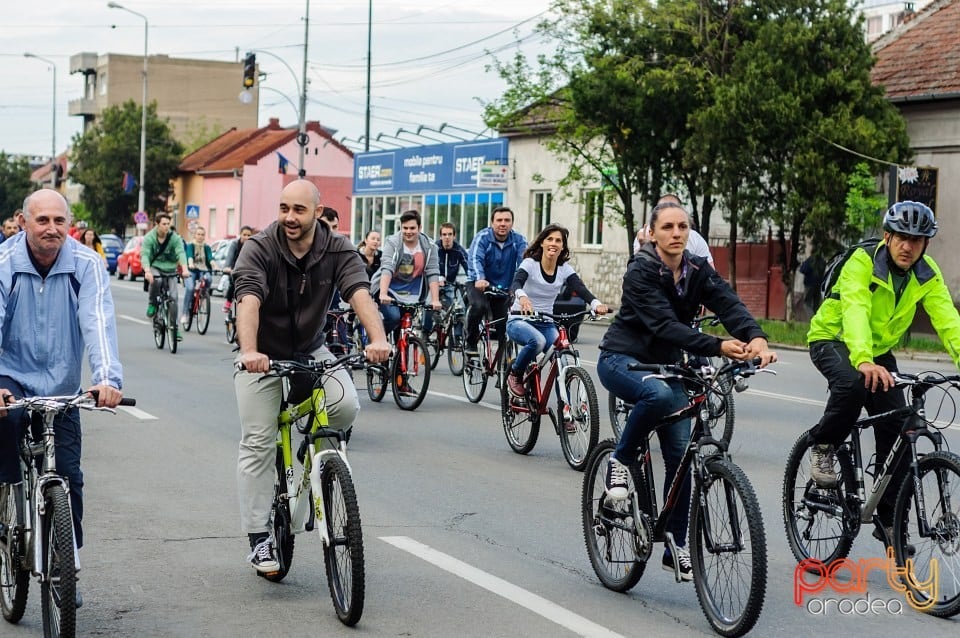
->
xmin=171 ymin=118 xmax=354 ymax=240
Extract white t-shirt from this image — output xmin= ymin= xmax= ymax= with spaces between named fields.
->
xmin=633 ymin=226 xmax=714 ymax=265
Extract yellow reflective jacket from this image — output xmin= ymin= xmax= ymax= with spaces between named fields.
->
xmin=807 ymin=241 xmax=960 ymax=369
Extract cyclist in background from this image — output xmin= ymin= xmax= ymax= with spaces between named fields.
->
xmin=232 ymin=180 xmax=390 ymax=574
xmin=142 ymin=212 xmax=188 ymax=319
xmin=0 ymin=190 xmax=123 ymax=606
xmin=634 ymin=193 xmax=714 ymax=266
xmin=464 ymin=206 xmax=527 ymax=356
xmin=805 ymin=200 xmax=960 ymax=546
xmin=222 ymin=225 xmax=254 ymax=314
xmin=181 ymin=225 xmax=216 ymax=326
xmin=423 ymin=222 xmax=468 ymax=338
xmin=358 ymin=230 xmax=382 ymax=280
xmin=598 ymin=200 xmax=775 ymax=581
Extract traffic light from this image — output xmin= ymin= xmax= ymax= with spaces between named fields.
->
xmin=242 ymin=53 xmax=256 ymax=89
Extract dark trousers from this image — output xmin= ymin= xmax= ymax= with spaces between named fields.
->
xmin=809 ymin=341 xmax=907 ymax=525
xmin=0 ymin=376 xmax=85 ymax=547
xmin=464 ymin=284 xmax=510 ymax=348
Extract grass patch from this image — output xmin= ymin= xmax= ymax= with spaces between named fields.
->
xmin=704 ymin=318 xmax=948 ymax=354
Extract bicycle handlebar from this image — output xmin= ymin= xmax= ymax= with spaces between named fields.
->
xmin=510 ymin=309 xmax=600 ymax=322
xmin=628 ymin=357 xmax=766 ymax=378
xmin=4 ymin=393 xmax=136 ymax=412
xmin=236 ymin=352 xmax=366 ymax=375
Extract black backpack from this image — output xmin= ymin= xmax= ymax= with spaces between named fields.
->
xmin=819 ymin=237 xmax=881 ymax=302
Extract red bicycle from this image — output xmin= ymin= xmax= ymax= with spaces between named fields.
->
xmin=367 ymin=302 xmax=431 ymax=411
xmin=182 ymin=273 xmax=211 ymax=334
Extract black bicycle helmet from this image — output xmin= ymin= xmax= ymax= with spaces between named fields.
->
xmin=883 ymin=200 xmax=937 ymax=238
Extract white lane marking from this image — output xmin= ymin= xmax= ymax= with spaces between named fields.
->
xmin=427 ymin=390 xmax=500 ymax=412
xmin=381 ymin=536 xmax=625 ymax=638
xmin=119 ymin=314 xmax=151 ymax=326
xmin=744 ymin=388 xmax=825 ymax=407
xmin=119 ymin=405 xmax=159 ymax=420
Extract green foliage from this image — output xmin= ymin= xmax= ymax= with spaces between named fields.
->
xmin=181 ymin=117 xmax=227 ymax=155
xmin=0 ymin=152 xmax=33 ymax=216
xmin=841 ymin=161 xmax=886 ymax=248
xmin=69 ymin=100 xmax=184 ymax=236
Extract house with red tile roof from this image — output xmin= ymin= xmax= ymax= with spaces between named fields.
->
xmin=171 ymin=117 xmax=354 ymax=240
xmin=872 ymin=0 xmax=960 ymax=294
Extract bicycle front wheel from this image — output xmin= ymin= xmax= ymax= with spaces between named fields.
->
xmin=225 ymin=308 xmax=237 ymax=344
xmin=167 ymin=299 xmax=179 ymax=354
xmin=425 ymin=328 xmax=442 ymax=370
xmin=559 ymin=367 xmax=600 ymax=471
xmin=391 ymin=335 xmax=430 ymax=411
xmin=0 ymin=482 xmax=29 ymax=623
xmin=263 ymin=448 xmax=294 ymax=583
xmin=446 ymin=318 xmax=465 ymax=376
xmin=782 ymin=432 xmax=857 ymax=569
xmin=893 ymin=450 xmax=960 ymax=617
xmin=40 ymin=485 xmax=76 ymax=638
xmin=461 ymin=341 xmax=488 ymax=403
xmin=500 ymin=369 xmax=540 ymax=455
xmin=690 ymin=458 xmax=766 ymax=638
xmin=153 ymin=312 xmax=165 ymax=349
xmin=197 ymin=291 xmax=211 ymax=334
xmin=366 ymin=363 xmax=388 ymax=402
xmin=607 ymin=393 xmax=628 ymax=441
xmin=321 ymin=456 xmax=365 ymax=626
xmin=581 ymin=439 xmax=647 ymax=591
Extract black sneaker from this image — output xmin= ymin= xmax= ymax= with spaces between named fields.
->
xmin=247 ymin=537 xmax=279 ymax=573
xmin=873 ymin=525 xmax=915 ymax=558
xmin=604 ymin=457 xmax=629 ymax=500
xmin=663 ymin=546 xmax=693 ymax=582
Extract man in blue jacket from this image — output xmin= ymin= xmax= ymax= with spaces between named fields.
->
xmin=0 ymin=189 xmax=124 ymax=566
xmin=464 ymin=206 xmax=527 ymax=354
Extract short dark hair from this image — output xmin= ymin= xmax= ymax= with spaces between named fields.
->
xmin=156 ymin=212 xmax=172 ymax=223
xmin=399 ymin=210 xmax=421 ymax=226
xmin=490 ymin=206 xmax=514 ymax=222
xmin=240 ymin=225 xmax=255 ymax=234
xmin=440 ymin=222 xmax=456 ymax=234
xmin=320 ymin=207 xmax=339 ymax=222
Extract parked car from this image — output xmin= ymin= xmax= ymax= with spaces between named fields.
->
xmin=100 ymin=233 xmax=124 ymax=275
xmin=117 ymin=236 xmax=144 ymax=281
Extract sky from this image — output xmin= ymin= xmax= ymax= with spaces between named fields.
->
xmin=3 ymin=1 xmax=555 ymax=158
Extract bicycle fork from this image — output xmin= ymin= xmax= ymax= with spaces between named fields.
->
xmin=308 ymin=447 xmax=353 ymax=548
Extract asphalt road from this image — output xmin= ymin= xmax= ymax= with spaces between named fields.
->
xmin=6 ymin=276 xmax=960 ymax=637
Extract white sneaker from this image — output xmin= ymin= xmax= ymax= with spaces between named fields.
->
xmin=247 ymin=537 xmax=279 ymax=573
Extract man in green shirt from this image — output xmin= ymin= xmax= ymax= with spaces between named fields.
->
xmin=141 ymin=212 xmax=188 ymax=319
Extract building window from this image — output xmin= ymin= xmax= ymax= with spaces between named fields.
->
xmin=866 ymin=15 xmax=883 ymax=35
xmin=208 ymin=207 xmax=217 ymax=238
xmin=531 ymin=191 xmax=552 ymax=232
xmin=99 ymin=72 xmax=107 ymax=96
xmin=582 ymin=190 xmax=605 ymax=247
xmin=226 ymin=206 xmax=237 ymax=237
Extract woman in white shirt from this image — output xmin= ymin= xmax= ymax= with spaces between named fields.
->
xmin=505 ymin=224 xmax=608 ymax=397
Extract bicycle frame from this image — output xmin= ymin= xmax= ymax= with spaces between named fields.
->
xmin=190 ymin=275 xmax=209 ymax=316
xmin=395 ymin=304 xmax=423 ymax=378
xmin=514 ymin=322 xmax=579 ymax=417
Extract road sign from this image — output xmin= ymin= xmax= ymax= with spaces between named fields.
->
xmin=185 ymin=204 xmax=201 ymax=219
xmin=133 ymin=211 xmax=148 ymax=224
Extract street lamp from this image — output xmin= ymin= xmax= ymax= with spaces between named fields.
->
xmin=107 ymin=1 xmax=148 ymax=215
xmin=397 ymin=127 xmax=444 ymax=144
xmin=23 ymin=53 xmax=57 ymax=187
xmin=417 ymin=124 xmax=465 ymax=141
xmin=440 ymin=123 xmax=486 ymax=139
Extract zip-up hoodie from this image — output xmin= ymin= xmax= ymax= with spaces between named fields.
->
xmin=466 ymin=227 xmax=527 ymax=288
xmin=233 ymin=220 xmax=369 ymax=359
xmin=0 ymin=233 xmax=123 ymax=394
xmin=369 ymin=231 xmax=440 ymax=301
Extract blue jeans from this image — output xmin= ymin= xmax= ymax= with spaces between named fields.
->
xmin=0 ymin=376 xmax=85 ymax=548
xmin=379 ymin=302 xmax=402 ymax=336
xmin=183 ymin=270 xmax=212 ymax=313
xmin=422 ymin=284 xmax=457 ymax=334
xmin=506 ymin=318 xmax=559 ymax=373
xmin=597 ymin=350 xmax=692 ymax=546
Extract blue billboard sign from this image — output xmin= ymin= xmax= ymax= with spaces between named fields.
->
xmin=354 ymin=138 xmax=509 ymax=194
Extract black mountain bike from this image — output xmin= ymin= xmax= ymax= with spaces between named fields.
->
xmin=151 ymin=273 xmax=180 ymax=354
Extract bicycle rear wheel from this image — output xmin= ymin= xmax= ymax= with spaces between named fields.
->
xmin=559 ymin=366 xmax=600 ymax=471
xmin=893 ymin=450 xmax=960 ymax=617
xmin=197 ymin=291 xmax=211 ymax=335
xmin=501 ymin=370 xmax=540 ymax=455
xmin=461 ymin=338 xmax=489 ymax=403
xmin=782 ymin=432 xmax=857 ymax=570
xmin=40 ymin=485 xmax=76 ymax=638
xmin=690 ymin=458 xmax=766 ymax=637
xmin=263 ymin=449 xmax=295 ymax=583
xmin=391 ymin=336 xmax=430 ymax=411
xmin=446 ymin=317 xmax=465 ymax=376
xmin=166 ymin=299 xmax=179 ymax=354
xmin=425 ymin=327 xmax=442 ymax=370
xmin=182 ymin=303 xmax=193 ymax=332
xmin=0 ymin=482 xmax=29 ymax=623
xmin=581 ymin=439 xmax=647 ymax=591
xmin=321 ymin=456 xmax=365 ymax=626
xmin=366 ymin=363 xmax=387 ymax=402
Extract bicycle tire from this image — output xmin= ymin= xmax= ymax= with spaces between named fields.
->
xmin=782 ymin=431 xmax=857 ymax=570
xmin=462 ymin=336 xmax=489 ymax=403
xmin=0 ymin=482 xmax=29 ymax=623
xmin=197 ymin=291 xmax=211 ymax=335
xmin=182 ymin=304 xmax=193 ymax=332
xmin=690 ymin=458 xmax=767 ymax=637
xmin=446 ymin=318 xmax=465 ymax=376
xmin=263 ymin=449 xmax=295 ymax=583
xmin=607 ymin=393 xmax=628 ymax=441
xmin=893 ymin=450 xmax=960 ymax=617
xmin=559 ymin=367 xmax=600 ymax=471
xmin=167 ymin=299 xmax=179 ymax=354
xmin=225 ymin=308 xmax=237 ymax=344
xmin=40 ymin=485 xmax=76 ymax=638
xmin=501 ymin=367 xmax=540 ymax=455
xmin=366 ymin=364 xmax=387 ymax=402
xmin=710 ymin=375 xmax=736 ymax=444
xmin=391 ymin=335 xmax=431 ymax=411
xmin=581 ymin=439 xmax=647 ymax=591
xmin=426 ymin=327 xmax=442 ymax=371
xmin=153 ymin=310 xmax=165 ymax=349
xmin=321 ymin=456 xmax=365 ymax=626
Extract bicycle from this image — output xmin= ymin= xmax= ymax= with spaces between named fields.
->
xmin=608 ymin=315 xmax=740 ymax=442
xmin=783 ymin=371 xmax=960 ymax=617
xmin=239 ymin=353 xmax=365 ymax=626
xmin=0 ymin=392 xmax=136 ymax=638
xmin=423 ymin=283 xmax=468 ymax=376
xmin=500 ymin=310 xmax=600 ymax=471
xmin=583 ymin=359 xmax=771 ymax=637
xmin=461 ymin=287 xmax=512 ymax=403
xmin=181 ymin=272 xmax=212 ymax=335
xmin=367 ymin=301 xmax=430 ymax=411
xmin=151 ymin=273 xmax=181 ymax=354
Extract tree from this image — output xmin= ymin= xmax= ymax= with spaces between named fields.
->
xmin=0 ymin=152 xmax=33 ymax=216
xmin=70 ymin=100 xmax=183 ymax=236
